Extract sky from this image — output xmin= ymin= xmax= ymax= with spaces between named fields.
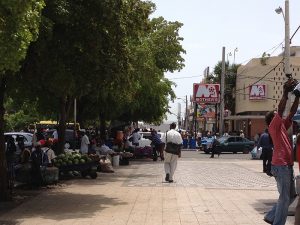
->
xmin=150 ymin=0 xmax=300 ymax=122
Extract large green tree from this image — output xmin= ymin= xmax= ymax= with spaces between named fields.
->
xmin=0 ymin=0 xmax=44 ymax=201
xmin=21 ymin=0 xmax=156 ymax=151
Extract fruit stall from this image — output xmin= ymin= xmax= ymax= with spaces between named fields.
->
xmin=53 ymin=152 xmax=98 ymax=179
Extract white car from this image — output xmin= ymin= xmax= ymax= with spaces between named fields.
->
xmin=5 ymin=132 xmax=33 ymax=155
xmin=129 ymin=131 xmax=163 ymax=148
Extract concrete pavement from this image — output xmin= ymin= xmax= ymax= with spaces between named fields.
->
xmin=0 ymin=151 xmax=297 ymax=225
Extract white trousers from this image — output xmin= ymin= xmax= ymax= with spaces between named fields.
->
xmin=164 ymin=152 xmax=178 ymax=180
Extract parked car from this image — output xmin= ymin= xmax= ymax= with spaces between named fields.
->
xmin=44 ymin=129 xmax=79 ymax=149
xmin=129 ymin=131 xmax=163 ymax=148
xmin=214 ymin=136 xmax=255 ymax=154
xmin=4 ymin=132 xmax=33 ymax=150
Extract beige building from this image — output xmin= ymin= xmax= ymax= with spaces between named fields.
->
xmin=229 ymin=46 xmax=300 ymax=139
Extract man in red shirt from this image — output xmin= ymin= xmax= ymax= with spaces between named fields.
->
xmin=264 ymin=79 xmax=298 ymax=225
xmin=295 ymin=134 xmax=300 ymax=225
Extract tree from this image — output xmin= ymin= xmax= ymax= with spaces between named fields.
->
xmin=21 ymin=0 xmax=155 ymax=151
xmin=205 ymin=62 xmax=240 ymax=114
xmin=0 ymin=0 xmax=44 ymax=201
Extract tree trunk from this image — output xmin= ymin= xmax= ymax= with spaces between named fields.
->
xmin=57 ymin=97 xmax=67 ymax=154
xmin=57 ymin=96 xmax=73 ymax=154
xmin=100 ymin=114 xmax=106 ymax=140
xmin=0 ymin=76 xmax=10 ymax=201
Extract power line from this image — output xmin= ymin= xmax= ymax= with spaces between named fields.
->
xmin=235 ymin=59 xmax=284 ymax=93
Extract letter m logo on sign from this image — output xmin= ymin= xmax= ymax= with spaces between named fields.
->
xmin=249 ymin=84 xmax=266 ymax=100
xmin=193 ymin=83 xmax=220 ymax=103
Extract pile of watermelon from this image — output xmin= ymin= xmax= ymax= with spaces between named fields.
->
xmin=53 ymin=152 xmax=92 ymax=168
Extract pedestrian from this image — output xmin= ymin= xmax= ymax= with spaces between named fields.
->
xmin=162 ymin=122 xmax=183 ymax=183
xmin=31 ymin=142 xmax=49 ymax=187
xmin=80 ymin=131 xmax=90 ymax=154
xmin=264 ymin=79 xmax=299 ymax=225
xmin=240 ymin=130 xmax=245 ymax=138
xmin=210 ymin=134 xmax=219 ymax=158
xmin=151 ymin=130 xmax=164 ymax=161
xmin=294 ymin=132 xmax=300 ymax=225
xmin=257 ymin=129 xmax=273 ymax=176
xmin=131 ymin=128 xmax=141 ymax=147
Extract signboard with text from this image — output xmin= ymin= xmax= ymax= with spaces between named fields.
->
xmin=249 ymin=84 xmax=266 ymax=100
xmin=193 ymin=83 xmax=220 ymax=103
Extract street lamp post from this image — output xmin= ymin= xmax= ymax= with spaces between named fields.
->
xmin=275 ymin=1 xmax=291 ymax=79
xmin=275 ymin=1 xmax=291 ymax=119
xmin=233 ymin=48 xmax=238 ymax=65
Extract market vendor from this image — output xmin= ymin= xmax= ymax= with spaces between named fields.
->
xmin=96 ymin=139 xmax=117 ymax=158
xmin=41 ymin=139 xmax=56 ymax=165
xmin=31 ymin=142 xmax=49 ymax=187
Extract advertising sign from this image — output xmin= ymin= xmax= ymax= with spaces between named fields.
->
xmin=249 ymin=84 xmax=266 ymax=100
xmin=193 ymin=83 xmax=220 ymax=103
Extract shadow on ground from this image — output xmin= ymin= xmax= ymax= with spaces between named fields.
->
xmin=0 ymin=191 xmax=127 ymax=222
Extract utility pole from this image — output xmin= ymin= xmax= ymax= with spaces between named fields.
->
xmin=73 ymin=98 xmax=77 ymax=150
xmin=219 ymin=47 xmax=226 ymax=135
xmin=177 ymin=103 xmax=181 ymax=129
xmin=284 ymin=0 xmax=291 ymax=79
xmin=185 ymin=95 xmax=188 ymax=131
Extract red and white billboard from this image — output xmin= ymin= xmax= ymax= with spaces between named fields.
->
xmin=193 ymin=83 xmax=220 ymax=103
xmin=249 ymin=84 xmax=266 ymax=100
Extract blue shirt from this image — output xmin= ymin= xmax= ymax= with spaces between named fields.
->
xmin=257 ymin=132 xmax=273 ymax=150
xmin=152 ymin=133 xmax=162 ymax=145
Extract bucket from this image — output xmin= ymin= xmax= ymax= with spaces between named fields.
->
xmin=112 ymin=155 xmax=120 ymax=167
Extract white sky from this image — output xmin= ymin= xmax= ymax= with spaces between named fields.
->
xmin=150 ymin=0 xmax=300 ymax=122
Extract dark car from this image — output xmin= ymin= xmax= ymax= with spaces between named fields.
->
xmin=214 ymin=136 xmax=255 ymax=154
xmin=44 ymin=129 xmax=79 ymax=149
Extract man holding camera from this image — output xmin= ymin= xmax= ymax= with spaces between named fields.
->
xmin=264 ymin=79 xmax=299 ymax=225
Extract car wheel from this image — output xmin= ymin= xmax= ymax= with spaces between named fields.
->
xmin=243 ymin=148 xmax=249 ymax=154
xmin=64 ymin=142 xmax=71 ymax=149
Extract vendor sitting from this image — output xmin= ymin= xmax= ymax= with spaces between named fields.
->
xmin=95 ymin=139 xmax=117 ymax=160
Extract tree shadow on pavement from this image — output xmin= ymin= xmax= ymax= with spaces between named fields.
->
xmin=1 ymin=191 xmax=127 ymax=222
xmin=0 ymin=220 xmax=20 ymax=225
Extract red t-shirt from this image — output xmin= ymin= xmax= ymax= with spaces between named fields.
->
xmin=269 ymin=113 xmax=293 ymax=166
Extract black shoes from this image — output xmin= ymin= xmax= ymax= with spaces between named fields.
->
xmin=168 ymin=180 xmax=173 ymax=183
xmin=165 ymin=173 xmax=169 ymax=182
xmin=263 ymin=218 xmax=273 ymax=224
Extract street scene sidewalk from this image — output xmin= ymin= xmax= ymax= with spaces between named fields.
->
xmin=0 ymin=151 xmax=297 ymax=225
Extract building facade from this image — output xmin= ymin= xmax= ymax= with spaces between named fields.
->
xmin=230 ymin=47 xmax=300 ymax=139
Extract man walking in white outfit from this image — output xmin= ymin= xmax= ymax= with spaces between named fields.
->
xmin=162 ymin=123 xmax=183 ymax=183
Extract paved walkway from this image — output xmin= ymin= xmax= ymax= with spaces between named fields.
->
xmin=0 ymin=151 xmax=297 ymax=225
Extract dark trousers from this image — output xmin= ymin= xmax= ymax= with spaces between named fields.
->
xmin=210 ymin=147 xmax=220 ymax=158
xmin=262 ymin=148 xmax=272 ymax=173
